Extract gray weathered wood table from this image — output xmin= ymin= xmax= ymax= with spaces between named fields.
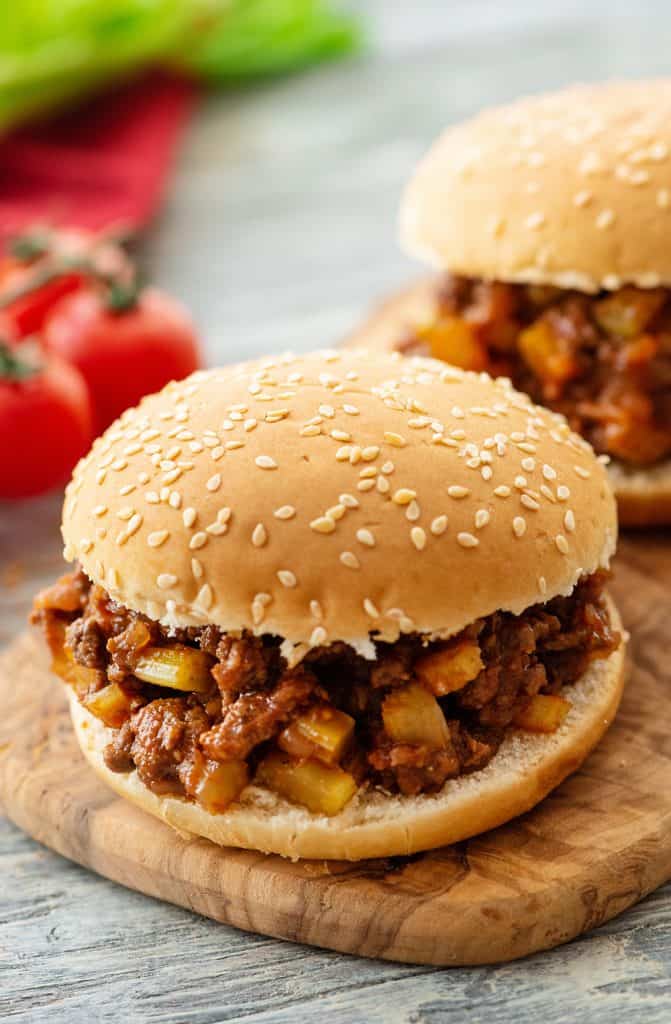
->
xmin=1 ymin=3 xmax=670 ymax=1020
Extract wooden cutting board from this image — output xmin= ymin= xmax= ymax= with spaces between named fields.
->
xmin=0 ymin=533 xmax=669 ymax=966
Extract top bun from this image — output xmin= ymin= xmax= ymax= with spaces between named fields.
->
xmin=401 ymin=80 xmax=671 ymax=292
xmin=62 ymin=350 xmax=616 ymax=659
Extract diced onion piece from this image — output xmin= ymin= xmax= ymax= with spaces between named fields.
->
xmin=195 ymin=760 xmax=249 ymax=813
xmin=256 ymin=751 xmax=358 ymax=816
xmin=415 ymin=640 xmax=483 ymax=696
xmin=422 ymin=316 xmax=485 ymax=370
xmin=85 ymin=683 xmax=134 ymax=728
xmin=278 ymin=704 xmax=355 ymax=765
xmin=133 ymin=644 xmax=212 ymax=693
xmin=518 ymin=321 xmax=576 ymax=384
xmin=593 ymin=287 xmax=665 ymax=338
xmin=514 ymin=694 xmax=571 ymax=733
xmin=382 ymin=682 xmax=450 ymax=749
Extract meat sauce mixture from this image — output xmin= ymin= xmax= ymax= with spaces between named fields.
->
xmin=32 ymin=568 xmax=619 ymax=816
xmin=403 ymin=275 xmax=671 ymax=466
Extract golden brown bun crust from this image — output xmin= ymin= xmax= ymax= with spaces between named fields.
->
xmin=342 ymin=281 xmax=671 ymax=526
xmin=69 ymin=596 xmax=625 ymax=860
xmin=401 ymin=80 xmax=671 ymax=292
xmin=61 ymin=351 xmax=616 ymax=654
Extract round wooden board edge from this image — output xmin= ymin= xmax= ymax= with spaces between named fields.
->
xmin=2 ymin=630 xmax=671 ymax=965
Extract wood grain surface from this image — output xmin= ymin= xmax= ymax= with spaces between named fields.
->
xmin=0 ymin=535 xmax=669 ymax=967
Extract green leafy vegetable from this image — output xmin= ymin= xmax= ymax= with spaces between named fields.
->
xmin=0 ymin=1 xmax=360 ymax=132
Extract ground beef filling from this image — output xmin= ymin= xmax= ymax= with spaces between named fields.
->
xmin=402 ymin=274 xmax=671 ymax=466
xmin=32 ymin=569 xmax=619 ymax=811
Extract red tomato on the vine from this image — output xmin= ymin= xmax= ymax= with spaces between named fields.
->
xmin=44 ymin=286 xmax=201 ymax=434
xmin=0 ymin=343 xmax=93 ymax=499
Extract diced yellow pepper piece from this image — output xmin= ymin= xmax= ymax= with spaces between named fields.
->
xmin=593 ymin=287 xmax=665 ymax=338
xmin=133 ymin=644 xmax=212 ymax=693
xmin=514 ymin=694 xmax=571 ymax=733
xmin=256 ymin=751 xmax=358 ymax=816
xmin=195 ymin=760 xmax=249 ymax=813
xmin=278 ymin=704 xmax=355 ymax=765
xmin=382 ymin=682 xmax=450 ymax=749
xmin=85 ymin=683 xmax=134 ymax=728
xmin=415 ymin=639 xmax=483 ymax=696
xmin=422 ymin=315 xmax=485 ymax=370
xmin=518 ymin=321 xmax=576 ymax=384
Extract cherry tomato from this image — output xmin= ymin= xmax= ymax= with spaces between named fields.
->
xmin=0 ymin=343 xmax=93 ymax=499
xmin=0 ymin=266 xmax=85 ymax=338
xmin=44 ymin=286 xmax=201 ymax=434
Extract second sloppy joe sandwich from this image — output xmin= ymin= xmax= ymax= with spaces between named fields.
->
xmin=32 ymin=350 xmax=625 ymax=860
xmin=352 ymin=80 xmax=671 ymax=525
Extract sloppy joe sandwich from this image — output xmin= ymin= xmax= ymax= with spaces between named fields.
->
xmin=32 ymin=349 xmax=625 ymax=860
xmin=351 ymin=81 xmax=671 ymax=525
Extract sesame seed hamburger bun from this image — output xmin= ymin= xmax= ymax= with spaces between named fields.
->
xmin=56 ymin=350 xmax=625 ymax=860
xmin=342 ymin=282 xmax=671 ymax=527
xmin=62 ymin=350 xmax=616 ymax=649
xmin=400 ymin=80 xmax=671 ymax=292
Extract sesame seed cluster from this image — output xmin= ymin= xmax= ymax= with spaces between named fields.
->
xmin=402 ymin=79 xmax=671 ymax=292
xmin=62 ymin=349 xmax=616 ymax=657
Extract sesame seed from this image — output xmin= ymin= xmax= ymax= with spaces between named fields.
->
xmin=363 ymin=598 xmax=380 ymax=619
xmin=525 ymin=211 xmax=546 ymax=230
xmin=359 ymin=466 xmax=377 ymax=479
xmin=343 ymin=404 xmax=359 ymax=415
xmin=206 ymin=523 xmax=227 ymax=536
xmin=169 ymin=491 xmax=182 ymax=509
xmin=384 ymin=432 xmax=406 ymax=447
xmin=513 ymin=516 xmax=527 ymax=538
xmin=79 ymin=539 xmax=93 ymax=554
xmin=521 ymin=494 xmax=540 ymax=511
xmin=310 ymin=627 xmax=327 ymax=647
xmin=126 ymin=514 xmax=142 ymax=537
xmin=392 ymin=488 xmax=416 ymax=505
xmin=310 ymin=516 xmax=336 ymax=534
xmin=255 ymin=455 xmax=277 ymax=470
xmin=573 ymin=189 xmax=592 ymax=207
xmin=494 ymin=485 xmax=511 ymax=498
xmin=457 ymin=532 xmax=479 ymax=548
xmin=539 ymin=576 xmax=547 ymax=595
xmin=557 ymin=485 xmax=570 ymax=501
xmin=189 ymin=532 xmax=208 ymax=550
xmin=310 ymin=600 xmax=323 ymax=620
xmin=251 ymin=598 xmax=267 ymax=626
xmin=376 ymin=476 xmax=390 ymax=494
xmin=326 ymin=504 xmax=346 ymax=521
xmin=381 ymin=461 xmax=394 ymax=474
xmin=555 ymin=533 xmax=569 ymax=555
xmin=195 ymin=584 xmax=213 ymax=611
xmin=356 ymin=528 xmax=375 ymax=547
xmin=277 ymin=570 xmax=297 ymax=588
xmin=564 ymin=509 xmax=576 ymax=532
xmin=319 ymin=404 xmax=335 ymax=419
xmin=349 ymin=446 xmax=362 ymax=465
xmin=475 ymin=509 xmax=490 ymax=529
xmin=183 ymin=507 xmax=197 ymax=528
xmin=448 ymin=485 xmax=470 ymax=499
xmin=340 ymin=550 xmax=360 ymax=570
xmin=252 ymin=523 xmax=267 ymax=547
xmin=357 ymin=479 xmax=376 ymax=492
xmin=225 ymin=440 xmax=244 ymax=451
xmin=147 ymin=530 xmax=169 ymax=548
xmin=430 ymin=515 xmax=448 ymax=536
xmin=574 ymin=465 xmax=591 ymax=479
xmin=107 ymin=568 xmax=119 ymax=589
xmin=217 ymin=508 xmax=231 ymax=524
xmin=335 ymin=445 xmax=351 ymax=460
xmin=93 ymin=505 xmax=107 ymax=517
xmin=119 ymin=484 xmax=136 ymax=497
xmin=542 ymin=464 xmax=557 ymax=481
xmin=596 ymin=208 xmax=615 ymax=230
xmin=157 ymin=574 xmax=178 ymax=590
xmin=191 ymin=558 xmax=203 ymax=580
xmin=521 ymin=457 xmax=536 ymax=472
xmin=361 ymin=445 xmax=380 ymax=462
xmin=274 ymin=505 xmax=296 ymax=520
xmin=410 ymin=526 xmax=426 ymax=551
xmin=210 ymin=446 xmax=225 ymax=461
xmin=514 ymin=476 xmax=527 ymax=490
xmin=339 ymin=493 xmax=359 ymax=509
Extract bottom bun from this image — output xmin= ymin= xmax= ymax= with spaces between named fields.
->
xmin=69 ymin=597 xmax=626 ymax=861
xmin=343 ymin=279 xmax=671 ymax=528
